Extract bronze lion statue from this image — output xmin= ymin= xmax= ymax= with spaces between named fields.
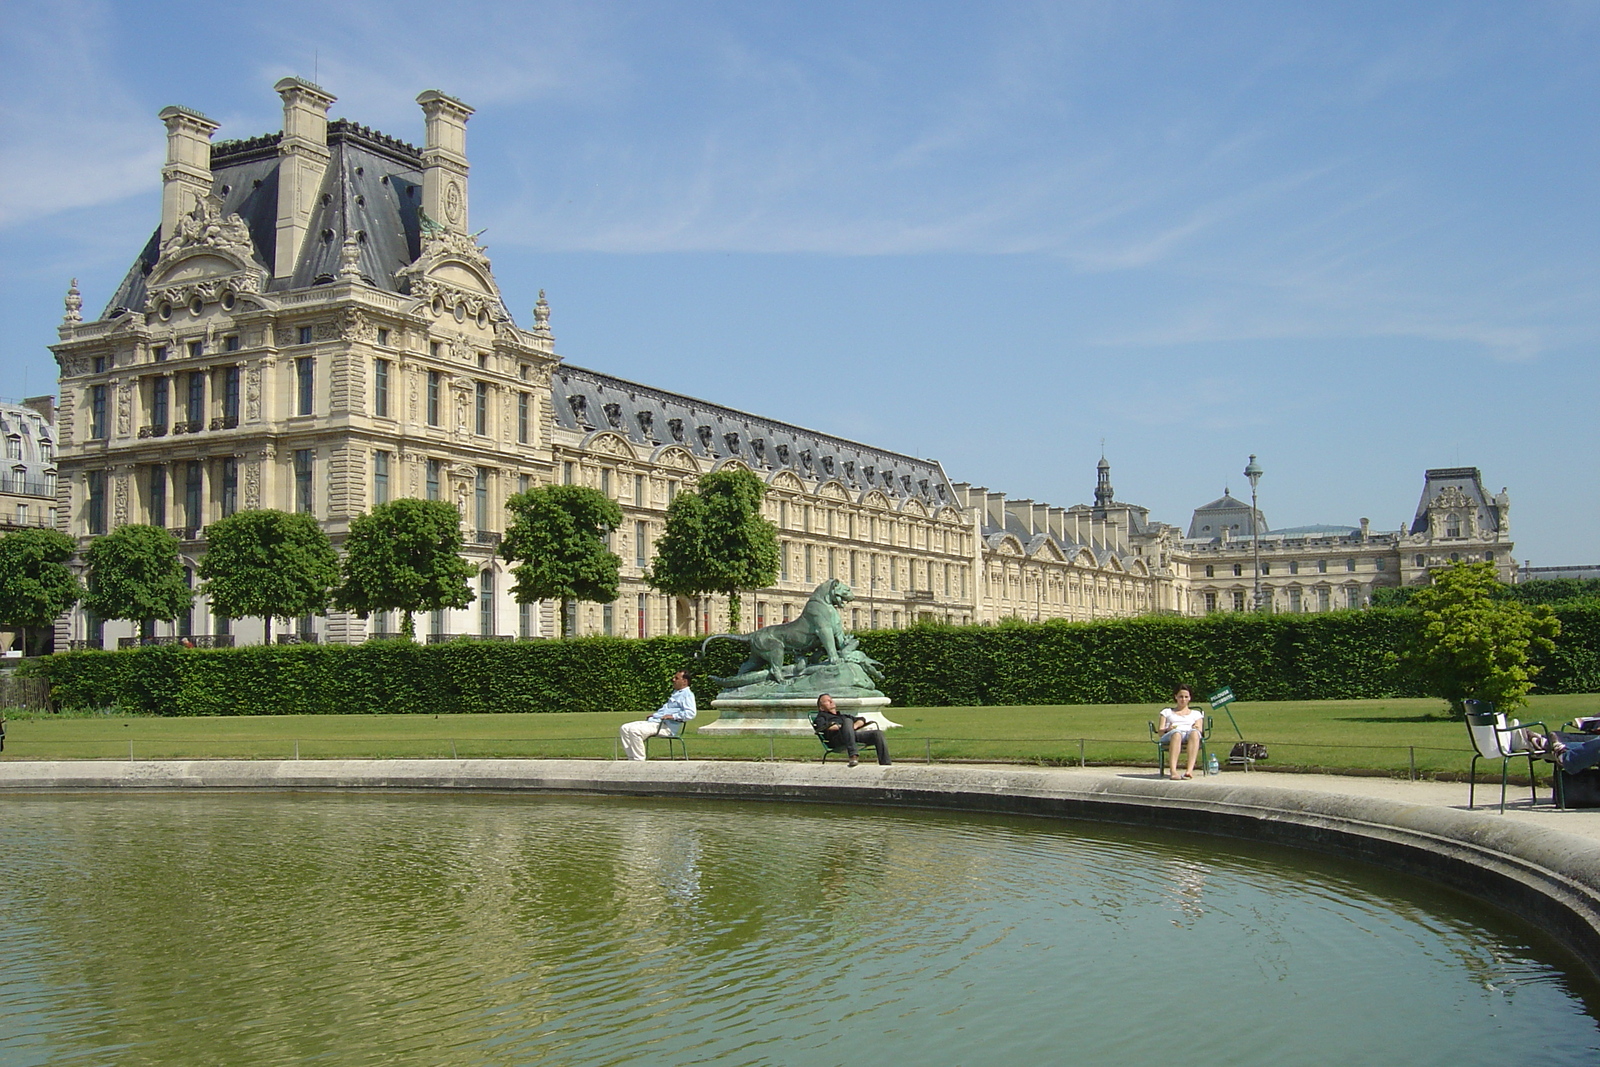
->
xmin=701 ymin=578 xmax=854 ymax=684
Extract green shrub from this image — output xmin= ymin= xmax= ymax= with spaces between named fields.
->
xmin=31 ymin=604 xmax=1599 ymax=716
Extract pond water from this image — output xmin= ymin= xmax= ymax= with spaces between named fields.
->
xmin=1 ymin=793 xmax=1597 ymax=1066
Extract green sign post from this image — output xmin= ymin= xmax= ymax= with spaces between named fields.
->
xmin=1208 ymin=686 xmax=1243 ymax=739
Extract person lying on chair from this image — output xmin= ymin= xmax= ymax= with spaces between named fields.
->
xmin=814 ymin=693 xmax=890 ymax=767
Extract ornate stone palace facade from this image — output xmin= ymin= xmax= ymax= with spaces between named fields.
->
xmin=45 ymin=82 xmax=1515 ymax=647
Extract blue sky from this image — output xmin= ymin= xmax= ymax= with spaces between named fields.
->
xmin=2 ymin=1 xmax=1596 ymax=563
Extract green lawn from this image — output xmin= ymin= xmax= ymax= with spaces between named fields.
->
xmin=5 ymin=694 xmax=1596 ymax=779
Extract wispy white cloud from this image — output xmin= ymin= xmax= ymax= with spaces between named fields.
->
xmin=0 ymin=1 xmax=161 ymax=226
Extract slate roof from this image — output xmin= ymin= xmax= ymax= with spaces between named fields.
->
xmin=1187 ymin=490 xmax=1265 ymax=539
xmin=1409 ymin=467 xmax=1502 ymax=535
xmin=550 ymin=365 xmax=957 ymax=510
xmin=102 ymin=120 xmax=425 ymax=317
xmin=0 ymin=400 xmax=57 ymax=495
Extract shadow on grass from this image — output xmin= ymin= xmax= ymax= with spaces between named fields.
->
xmin=1332 ymin=714 xmax=1456 ymax=724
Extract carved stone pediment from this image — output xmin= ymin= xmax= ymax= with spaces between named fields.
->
xmin=651 ymin=445 xmax=699 ymax=472
xmin=157 ymin=194 xmax=259 ymax=267
xmin=1430 ymin=485 xmax=1473 ymax=510
xmin=769 ymin=470 xmax=805 ymax=493
xmin=394 ymin=227 xmax=510 ymax=326
xmin=583 ymin=432 xmax=635 ymax=459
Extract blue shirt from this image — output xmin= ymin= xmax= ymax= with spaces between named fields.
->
xmin=650 ymin=686 xmax=697 ymax=723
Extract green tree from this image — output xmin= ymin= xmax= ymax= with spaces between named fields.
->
xmin=82 ymin=524 xmax=193 ymax=638
xmin=0 ymin=528 xmax=83 ymax=656
xmin=1404 ymin=561 xmax=1560 ymax=715
xmin=646 ymin=468 xmax=779 ymax=631
xmin=197 ymin=509 xmax=340 ymax=641
xmin=332 ymin=498 xmax=476 ymax=640
xmin=499 ymin=484 xmax=622 ymax=639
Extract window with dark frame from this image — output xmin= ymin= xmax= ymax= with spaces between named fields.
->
xmin=223 ymin=366 xmax=240 ymax=422
xmin=517 ymin=392 xmax=529 ymax=443
xmin=187 ymin=371 xmax=205 ymax=425
xmin=151 ymin=377 xmax=168 ymax=430
xmin=220 ymin=457 xmax=237 ymax=517
xmin=90 ymin=384 xmax=107 ymax=439
xmin=373 ymin=451 xmax=389 ymax=505
xmin=293 ymin=450 xmax=313 ymax=513
xmin=374 ymin=359 xmax=390 ymax=418
xmin=296 ymin=357 xmax=314 ymax=415
xmin=184 ymin=460 xmax=203 ymax=530
xmin=87 ymin=471 xmax=106 ymax=533
xmin=149 ymin=465 xmax=166 ymax=526
xmin=427 ymin=371 xmax=441 ymax=425
xmin=426 ymin=458 xmax=441 ymax=500
xmin=475 ymin=381 xmax=488 ymax=435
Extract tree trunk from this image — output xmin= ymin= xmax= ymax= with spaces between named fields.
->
xmin=264 ymin=615 xmax=273 ymax=642
xmin=727 ymin=591 xmax=741 ymax=632
xmin=401 ymin=611 xmax=415 ymax=641
xmin=559 ymin=599 xmax=570 ymax=639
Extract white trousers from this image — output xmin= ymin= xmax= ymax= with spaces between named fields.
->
xmin=620 ymin=719 xmax=672 ymax=761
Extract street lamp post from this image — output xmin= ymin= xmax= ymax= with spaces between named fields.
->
xmin=1244 ymin=454 xmax=1264 ymax=611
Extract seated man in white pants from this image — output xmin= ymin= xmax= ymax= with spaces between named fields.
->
xmin=619 ymin=669 xmax=697 ymax=760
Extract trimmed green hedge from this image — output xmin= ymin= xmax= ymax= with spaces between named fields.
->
xmin=29 ymin=605 xmax=1600 ymax=716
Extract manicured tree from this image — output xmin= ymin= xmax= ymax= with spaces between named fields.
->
xmin=646 ymin=468 xmax=779 ymax=631
xmin=1404 ymin=561 xmax=1560 ymax=715
xmin=197 ymin=509 xmax=340 ymax=642
xmin=82 ymin=524 xmax=193 ymax=640
xmin=0 ymin=528 xmax=83 ymax=656
xmin=499 ymin=485 xmax=622 ymax=639
xmin=332 ymin=498 xmax=476 ymax=640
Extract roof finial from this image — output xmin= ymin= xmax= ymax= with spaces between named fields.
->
xmin=338 ymin=234 xmax=362 ymax=279
xmin=532 ymin=289 xmax=552 ymax=338
xmin=63 ymin=278 xmax=82 ymax=324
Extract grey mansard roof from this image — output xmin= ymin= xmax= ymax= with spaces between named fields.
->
xmin=551 ymin=366 xmax=957 ymax=510
xmin=103 ymin=121 xmax=426 ymax=318
xmin=1188 ymin=490 xmax=1265 ymax=539
xmin=1410 ymin=467 xmax=1505 ymax=535
xmin=1 ymin=400 xmax=58 ymax=497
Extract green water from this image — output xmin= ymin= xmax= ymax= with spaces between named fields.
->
xmin=1 ymin=793 xmax=1596 ymax=1066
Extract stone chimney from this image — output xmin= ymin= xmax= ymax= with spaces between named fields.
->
xmin=416 ymin=90 xmax=475 ymax=232
xmin=22 ymin=396 xmax=57 ymax=424
xmin=157 ymin=106 xmax=220 ymax=244
xmin=273 ymin=77 xmax=336 ymax=279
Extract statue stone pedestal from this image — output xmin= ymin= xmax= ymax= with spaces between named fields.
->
xmin=699 ymin=696 xmax=901 ymax=737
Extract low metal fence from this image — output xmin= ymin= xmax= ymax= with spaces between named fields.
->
xmin=0 ymin=731 xmax=1506 ymax=781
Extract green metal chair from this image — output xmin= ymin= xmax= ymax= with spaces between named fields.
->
xmin=1463 ymin=699 xmax=1548 ymax=812
xmin=645 ymin=719 xmax=688 ymax=760
xmin=810 ymin=713 xmax=854 ymax=763
xmin=1148 ymin=716 xmax=1212 ymax=777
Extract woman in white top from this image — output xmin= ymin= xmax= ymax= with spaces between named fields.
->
xmin=1157 ymin=685 xmax=1205 ymax=779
